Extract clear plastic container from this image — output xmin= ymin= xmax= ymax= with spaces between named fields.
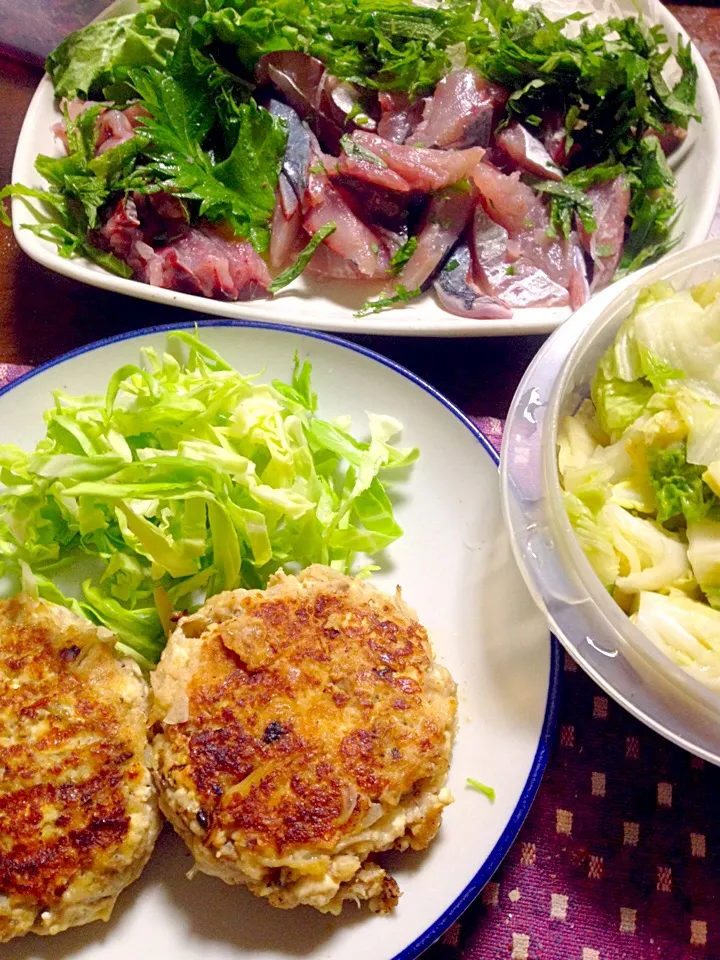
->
xmin=501 ymin=239 xmax=720 ymax=764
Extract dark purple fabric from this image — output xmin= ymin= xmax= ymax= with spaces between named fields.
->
xmin=470 ymin=416 xmax=504 ymax=454
xmin=433 ymin=416 xmax=720 ymax=960
xmin=427 ymin=648 xmax=720 ymax=960
xmin=0 ymin=367 xmax=716 ymax=958
xmin=0 ymin=363 xmax=31 ymax=384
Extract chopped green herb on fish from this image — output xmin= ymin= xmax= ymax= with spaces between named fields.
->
xmin=358 ymin=284 xmax=422 ymax=316
xmin=0 ymin=0 xmax=701 ymax=313
xmin=268 ymin=221 xmax=337 ymax=291
xmin=389 ymin=237 xmax=419 ymax=276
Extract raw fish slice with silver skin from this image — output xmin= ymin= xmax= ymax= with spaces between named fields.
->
xmin=409 ymin=69 xmax=507 ymax=150
xmin=472 ymin=163 xmax=543 ymax=234
xmin=256 ymin=51 xmax=326 ymax=123
xmin=577 ymin=176 xmax=631 ymax=291
xmin=257 ymin=51 xmax=342 ymax=151
xmin=306 ymin=242 xmax=374 ymax=281
xmin=568 ymin=243 xmax=591 ymax=309
xmin=268 ymin=99 xmax=312 ymax=212
xmin=269 ymin=192 xmax=303 ymax=269
xmin=495 ymin=121 xmax=563 ymax=181
xmin=471 ymin=203 xmax=569 ymax=308
xmin=396 ymin=187 xmax=476 ymax=291
xmin=303 ymin=168 xmax=388 ymax=278
xmin=267 ymin=99 xmax=313 ymax=267
xmin=351 ymin=132 xmax=485 ymax=192
xmin=277 ymin=173 xmax=299 ymax=219
xmin=320 ymin=74 xmax=378 ymax=134
xmin=472 ymin=162 xmax=581 ymax=303
xmin=434 ymin=241 xmax=512 ymax=318
xmin=257 ymin=52 xmax=376 ymax=153
xmin=330 ymin=174 xmax=415 ymax=233
xmin=377 ymin=92 xmax=426 ymax=144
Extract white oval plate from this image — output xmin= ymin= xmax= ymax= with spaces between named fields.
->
xmin=0 ymin=322 xmax=558 ymax=960
xmin=9 ymin=0 xmax=720 ymax=337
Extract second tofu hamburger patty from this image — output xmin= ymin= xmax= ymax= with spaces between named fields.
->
xmin=0 ymin=595 xmax=160 ymax=943
xmin=150 ymin=565 xmax=457 ymax=915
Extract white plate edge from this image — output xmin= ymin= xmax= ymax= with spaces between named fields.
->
xmin=9 ymin=2 xmax=720 ymax=337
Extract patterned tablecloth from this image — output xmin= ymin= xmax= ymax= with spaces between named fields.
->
xmin=1 ymin=363 xmax=717 ymax=960
xmin=436 ymin=420 xmax=720 ymax=960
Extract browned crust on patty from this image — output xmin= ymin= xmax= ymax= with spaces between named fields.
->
xmin=0 ymin=595 xmax=159 ymax=941
xmin=151 ymin=565 xmax=457 ymax=913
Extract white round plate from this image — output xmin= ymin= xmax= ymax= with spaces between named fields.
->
xmin=0 ymin=322 xmax=559 ymax=960
xmin=9 ymin=0 xmax=720 ymax=337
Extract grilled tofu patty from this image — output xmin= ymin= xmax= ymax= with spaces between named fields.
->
xmin=151 ymin=565 xmax=457 ymax=915
xmin=0 ymin=595 xmax=160 ymax=942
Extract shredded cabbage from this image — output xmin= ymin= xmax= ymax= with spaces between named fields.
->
xmin=0 ymin=332 xmax=418 ymax=666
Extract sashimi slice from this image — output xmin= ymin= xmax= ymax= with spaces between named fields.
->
xmin=434 ymin=242 xmax=512 ymax=318
xmin=409 ymin=70 xmax=506 ymax=150
xmin=577 ymin=176 xmax=630 ymax=291
xmin=377 ymin=92 xmax=425 ymax=144
xmin=270 ymin=190 xmax=303 ymax=269
xmin=396 ymin=187 xmax=476 ymax=291
xmin=495 ymin=121 xmax=563 ymax=181
xmin=471 ymin=203 xmax=569 ymax=307
xmin=351 ymin=132 xmax=484 ymax=192
xmin=303 ymin=170 xmax=387 ymax=278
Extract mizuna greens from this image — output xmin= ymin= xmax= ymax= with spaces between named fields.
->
xmin=0 ymin=332 xmax=417 ymax=666
xmin=559 ymin=275 xmax=720 ymax=690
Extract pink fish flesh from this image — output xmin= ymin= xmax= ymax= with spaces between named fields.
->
xmin=495 ymin=121 xmax=563 ymax=181
xmin=409 ymin=70 xmax=507 ymax=149
xmin=270 ymin=190 xmax=303 ymax=269
xmin=257 ymin=52 xmax=376 ymax=152
xmin=336 ymin=150 xmax=413 ymax=193
xmin=577 ymin=176 xmax=630 ymax=291
xmin=568 ymin=242 xmax=590 ymax=310
xmin=95 ymin=195 xmax=269 ymax=300
xmin=306 ymin=242 xmax=372 ymax=281
xmin=351 ymin=132 xmax=484 ymax=192
xmin=303 ymin=169 xmax=387 ymax=278
xmin=472 ymin=162 xmax=578 ymax=293
xmin=397 ymin=187 xmax=476 ymax=291
xmin=377 ymin=92 xmax=426 ymax=144
xmin=52 ymin=99 xmax=149 ymax=156
xmin=542 ymin=110 xmax=579 ymax=169
xmin=471 ymin=203 xmax=570 ymax=307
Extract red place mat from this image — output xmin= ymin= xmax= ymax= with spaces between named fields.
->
xmin=0 ymin=365 xmax=716 ymax=960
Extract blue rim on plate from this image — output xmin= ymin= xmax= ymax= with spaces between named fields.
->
xmin=0 ymin=318 xmax=562 ymax=959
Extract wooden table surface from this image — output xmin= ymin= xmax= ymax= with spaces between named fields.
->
xmin=0 ymin=2 xmax=717 ymax=418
